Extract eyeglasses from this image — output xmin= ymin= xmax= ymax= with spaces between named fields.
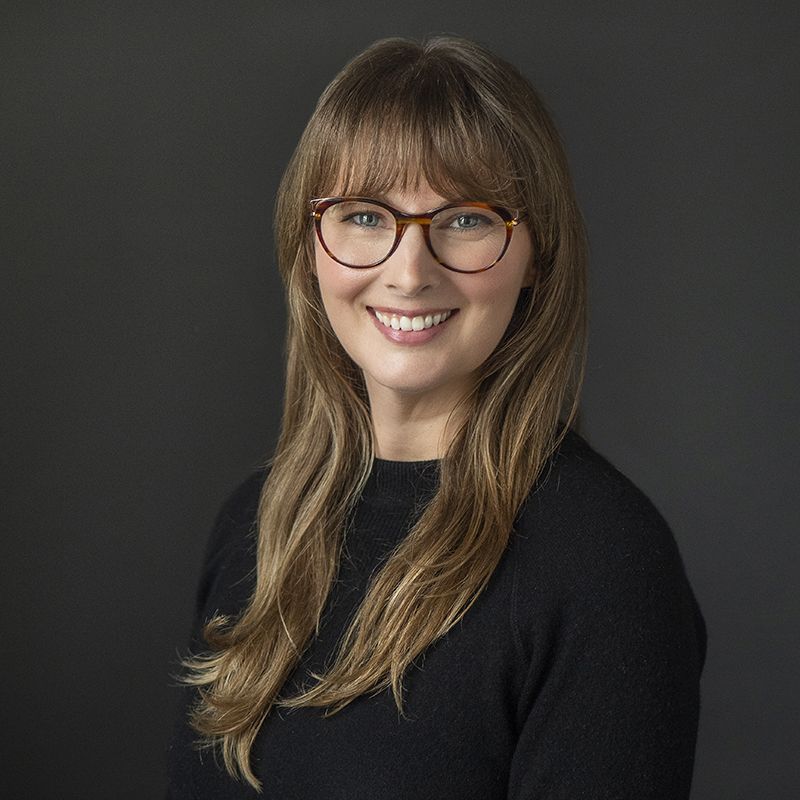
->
xmin=309 ymin=196 xmax=521 ymax=274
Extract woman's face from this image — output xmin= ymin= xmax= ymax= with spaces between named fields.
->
xmin=313 ymin=179 xmax=534 ymax=412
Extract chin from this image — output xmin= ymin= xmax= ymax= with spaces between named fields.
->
xmin=381 ymin=380 xmax=441 ymax=396
xmin=368 ymin=372 xmax=446 ymax=396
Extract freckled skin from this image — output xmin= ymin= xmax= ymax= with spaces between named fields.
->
xmin=314 ymin=180 xmax=534 ymax=441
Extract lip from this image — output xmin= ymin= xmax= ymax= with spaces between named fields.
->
xmin=367 ymin=306 xmax=459 ymax=345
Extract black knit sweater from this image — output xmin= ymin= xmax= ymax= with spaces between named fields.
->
xmin=166 ymin=430 xmax=706 ymax=799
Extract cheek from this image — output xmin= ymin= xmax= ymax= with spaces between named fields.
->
xmin=464 ymin=271 xmax=525 ymax=316
xmin=315 ymin=250 xmax=371 ymax=304
xmin=471 ymin=237 xmax=534 ymax=315
xmin=314 ymin=253 xmax=378 ymax=346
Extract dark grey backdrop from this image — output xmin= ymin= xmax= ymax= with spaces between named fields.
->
xmin=2 ymin=2 xmax=797 ymax=798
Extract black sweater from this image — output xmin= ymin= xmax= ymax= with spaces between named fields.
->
xmin=166 ymin=430 xmax=706 ymax=799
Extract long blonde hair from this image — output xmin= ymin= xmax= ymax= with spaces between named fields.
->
xmin=180 ymin=34 xmax=588 ymax=791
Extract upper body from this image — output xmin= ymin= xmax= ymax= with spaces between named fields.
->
xmin=168 ymin=34 xmax=706 ymax=800
xmin=166 ymin=428 xmax=707 ymax=798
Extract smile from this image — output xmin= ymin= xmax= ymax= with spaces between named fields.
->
xmin=366 ymin=306 xmax=459 ymax=346
xmin=373 ymin=308 xmax=455 ymax=331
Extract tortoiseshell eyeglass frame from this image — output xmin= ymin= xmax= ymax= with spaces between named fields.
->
xmin=309 ymin=196 xmax=522 ymax=274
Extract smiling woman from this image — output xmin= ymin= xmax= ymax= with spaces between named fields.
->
xmin=166 ymin=35 xmax=706 ymax=800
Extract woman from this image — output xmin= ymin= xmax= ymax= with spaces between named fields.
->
xmin=166 ymin=35 xmax=706 ymax=799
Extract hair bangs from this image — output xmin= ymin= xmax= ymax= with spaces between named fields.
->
xmin=312 ymin=62 xmax=526 ymax=212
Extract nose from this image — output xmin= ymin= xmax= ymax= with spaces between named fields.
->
xmin=381 ymin=223 xmax=441 ymax=296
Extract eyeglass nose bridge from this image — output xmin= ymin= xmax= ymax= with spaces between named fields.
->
xmin=386 ymin=213 xmax=440 ymax=264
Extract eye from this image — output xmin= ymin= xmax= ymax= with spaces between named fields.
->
xmin=436 ymin=210 xmax=494 ymax=232
xmin=329 ymin=202 xmax=393 ymax=230
xmin=451 ymin=213 xmax=482 ymax=229
xmin=348 ymin=212 xmax=381 ymax=227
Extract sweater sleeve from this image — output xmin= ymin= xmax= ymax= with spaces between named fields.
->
xmin=507 ymin=480 xmax=707 ymax=799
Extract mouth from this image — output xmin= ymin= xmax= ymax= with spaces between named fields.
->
xmin=367 ymin=306 xmax=460 ymax=332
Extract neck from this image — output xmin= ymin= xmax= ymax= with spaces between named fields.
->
xmin=366 ymin=381 xmax=469 ymax=461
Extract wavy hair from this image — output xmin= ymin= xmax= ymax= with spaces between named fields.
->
xmin=180 ymin=34 xmax=588 ymax=790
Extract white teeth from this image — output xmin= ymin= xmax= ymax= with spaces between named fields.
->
xmin=374 ymin=309 xmax=453 ymax=331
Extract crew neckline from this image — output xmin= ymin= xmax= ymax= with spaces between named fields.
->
xmin=362 ymin=456 xmax=441 ymax=506
xmin=373 ymin=456 xmax=441 ymax=466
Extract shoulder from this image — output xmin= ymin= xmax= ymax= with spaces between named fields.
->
xmin=516 ymin=428 xmax=678 ymax=568
xmin=530 ymin=427 xmax=667 ymax=521
xmin=193 ymin=466 xmax=268 ymax=621
xmin=513 ymin=428 xmax=705 ymax=663
xmin=203 ymin=468 xmax=266 ymax=555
